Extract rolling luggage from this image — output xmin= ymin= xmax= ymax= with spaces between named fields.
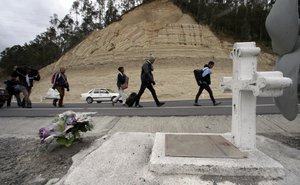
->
xmin=125 ymin=92 xmax=137 ymax=107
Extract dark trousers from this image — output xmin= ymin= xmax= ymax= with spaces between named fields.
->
xmin=53 ymin=86 xmax=65 ymax=106
xmin=135 ymin=82 xmax=160 ymax=106
xmin=195 ymin=83 xmax=216 ymax=104
xmin=7 ymin=92 xmax=21 ymax=107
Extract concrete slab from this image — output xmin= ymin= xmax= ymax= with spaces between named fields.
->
xmin=57 ymin=132 xmax=157 ymax=185
xmin=55 ymin=132 xmax=291 ymax=184
xmin=150 ymin=133 xmax=285 ymax=179
xmin=165 ymin=134 xmax=246 ymax=158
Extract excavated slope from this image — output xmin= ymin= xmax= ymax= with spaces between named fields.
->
xmin=31 ymin=0 xmax=275 ymax=103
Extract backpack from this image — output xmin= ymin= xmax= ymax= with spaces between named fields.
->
xmin=193 ymin=69 xmax=204 ymax=86
xmin=51 ymin=73 xmax=56 ymax=84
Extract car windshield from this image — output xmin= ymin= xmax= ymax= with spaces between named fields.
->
xmin=107 ymin=89 xmax=114 ymax=93
xmin=87 ymin=89 xmax=114 ymax=93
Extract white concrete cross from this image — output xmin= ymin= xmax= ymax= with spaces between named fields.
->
xmin=221 ymin=42 xmax=292 ymax=150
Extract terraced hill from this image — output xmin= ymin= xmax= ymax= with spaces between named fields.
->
xmin=30 ymin=0 xmax=275 ymax=103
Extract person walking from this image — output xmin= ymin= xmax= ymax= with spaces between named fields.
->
xmin=11 ymin=66 xmax=40 ymax=108
xmin=4 ymin=75 xmax=21 ymax=107
xmin=134 ymin=53 xmax=165 ymax=108
xmin=52 ymin=67 xmax=69 ymax=107
xmin=112 ymin=66 xmax=128 ymax=106
xmin=194 ymin=61 xmax=221 ymax=106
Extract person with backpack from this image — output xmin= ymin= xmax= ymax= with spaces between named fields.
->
xmin=194 ymin=61 xmax=221 ymax=106
xmin=112 ymin=66 xmax=128 ymax=106
xmin=134 ymin=53 xmax=165 ymax=108
xmin=51 ymin=67 xmax=69 ymax=107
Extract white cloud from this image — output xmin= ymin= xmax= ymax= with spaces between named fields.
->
xmin=0 ymin=0 xmax=74 ymax=52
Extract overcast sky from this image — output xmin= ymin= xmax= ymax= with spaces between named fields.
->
xmin=0 ymin=0 xmax=74 ymax=52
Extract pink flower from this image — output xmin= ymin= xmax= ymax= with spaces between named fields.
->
xmin=66 ymin=116 xmax=77 ymax=125
xmin=39 ymin=127 xmax=51 ymax=142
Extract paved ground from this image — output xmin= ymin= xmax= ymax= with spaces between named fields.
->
xmin=1 ymin=114 xmax=299 ymax=138
xmin=1 ymin=97 xmax=292 ymax=117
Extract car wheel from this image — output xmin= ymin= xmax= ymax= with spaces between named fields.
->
xmin=86 ymin=97 xmax=93 ymax=104
xmin=111 ymin=96 xmax=116 ymax=102
xmin=97 ymin=101 xmax=102 ymax=103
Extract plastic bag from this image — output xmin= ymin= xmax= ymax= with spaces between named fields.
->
xmin=121 ymin=76 xmax=129 ymax=89
xmin=121 ymin=83 xmax=128 ymax=89
xmin=45 ymin=88 xmax=60 ymax=99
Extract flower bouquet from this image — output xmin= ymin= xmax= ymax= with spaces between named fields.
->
xmin=39 ymin=111 xmax=94 ymax=150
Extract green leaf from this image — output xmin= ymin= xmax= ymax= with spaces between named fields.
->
xmin=56 ymin=137 xmax=68 ymax=146
xmin=56 ymin=136 xmax=74 ymax=147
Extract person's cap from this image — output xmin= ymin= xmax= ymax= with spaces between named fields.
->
xmin=148 ymin=53 xmax=156 ymax=61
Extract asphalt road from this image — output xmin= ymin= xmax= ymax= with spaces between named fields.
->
xmin=1 ymin=97 xmax=299 ymax=117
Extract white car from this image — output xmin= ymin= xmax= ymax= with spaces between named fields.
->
xmin=80 ymin=88 xmax=119 ymax=104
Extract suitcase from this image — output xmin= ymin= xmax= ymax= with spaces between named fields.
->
xmin=125 ymin=92 xmax=137 ymax=107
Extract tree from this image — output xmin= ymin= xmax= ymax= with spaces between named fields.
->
xmin=95 ymin=0 xmax=106 ymax=28
xmin=171 ymin=0 xmax=273 ymax=43
xmin=0 ymin=0 xmax=147 ymax=78
xmin=0 ymin=45 xmax=25 ymax=76
xmin=120 ymin=0 xmax=136 ymax=14
xmin=71 ymin=0 xmax=80 ymax=27
xmin=79 ymin=0 xmax=98 ymax=34
xmin=104 ymin=0 xmax=119 ymax=26
xmin=58 ymin=14 xmax=75 ymax=51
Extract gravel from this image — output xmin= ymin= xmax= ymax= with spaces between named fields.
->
xmin=0 ymin=137 xmax=97 ymax=185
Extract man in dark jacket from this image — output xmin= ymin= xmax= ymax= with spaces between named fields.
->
xmin=11 ymin=66 xmax=40 ymax=108
xmin=52 ymin=67 xmax=69 ymax=107
xmin=134 ymin=54 xmax=165 ymax=108
xmin=194 ymin=61 xmax=221 ymax=106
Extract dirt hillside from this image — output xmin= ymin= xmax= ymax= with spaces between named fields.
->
xmin=30 ymin=0 xmax=276 ymax=103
